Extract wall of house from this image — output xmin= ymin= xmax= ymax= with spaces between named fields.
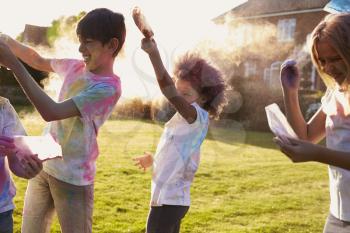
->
xmin=229 ymin=11 xmax=328 ymax=90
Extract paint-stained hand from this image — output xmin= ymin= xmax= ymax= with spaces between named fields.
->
xmin=19 ymin=153 xmax=43 ymax=179
xmin=280 ymin=59 xmax=300 ymax=92
xmin=0 ymin=135 xmax=16 ymax=157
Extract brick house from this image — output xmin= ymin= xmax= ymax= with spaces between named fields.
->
xmin=0 ymin=24 xmax=49 ymax=104
xmin=22 ymin=24 xmax=50 ymax=46
xmin=214 ymin=0 xmax=330 ymax=91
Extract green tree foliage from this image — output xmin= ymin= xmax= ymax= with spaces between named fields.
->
xmin=47 ymin=11 xmax=86 ymax=47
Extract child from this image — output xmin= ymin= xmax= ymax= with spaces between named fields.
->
xmin=275 ymin=13 xmax=350 ymax=232
xmin=133 ymin=37 xmax=227 ymax=233
xmin=0 ymin=97 xmax=42 ymax=233
xmin=0 ymin=8 xmax=125 ymax=233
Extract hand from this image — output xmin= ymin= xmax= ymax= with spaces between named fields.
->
xmin=141 ymin=38 xmax=158 ymax=55
xmin=280 ymin=59 xmax=300 ymax=92
xmin=19 ymin=153 xmax=43 ymax=179
xmin=273 ymin=137 xmax=320 ymax=163
xmin=0 ymin=33 xmax=10 ymax=44
xmin=0 ymin=39 xmax=17 ymax=69
xmin=133 ymin=152 xmax=153 ymax=172
xmin=0 ymin=136 xmax=16 ymax=157
xmin=132 ymin=7 xmax=154 ymax=39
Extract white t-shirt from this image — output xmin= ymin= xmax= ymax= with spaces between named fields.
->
xmin=151 ymin=103 xmax=209 ymax=206
xmin=0 ymin=98 xmax=26 ymax=213
xmin=43 ymin=59 xmax=121 ymax=186
xmin=322 ymin=88 xmax=350 ymax=221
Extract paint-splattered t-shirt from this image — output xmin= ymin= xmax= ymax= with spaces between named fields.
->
xmin=0 ymin=98 xmax=26 ymax=213
xmin=43 ymin=59 xmax=121 ymax=186
xmin=151 ymin=103 xmax=209 ymax=206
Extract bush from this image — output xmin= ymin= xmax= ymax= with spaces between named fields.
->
xmin=110 ymin=98 xmax=152 ymax=120
xmin=224 ymin=76 xmax=324 ymax=131
xmin=226 ymin=77 xmax=284 ymax=131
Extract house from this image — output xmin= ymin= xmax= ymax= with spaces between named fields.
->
xmin=214 ymin=0 xmax=330 ymax=91
xmin=22 ymin=24 xmax=50 ymax=46
xmin=0 ymin=24 xmax=49 ymax=104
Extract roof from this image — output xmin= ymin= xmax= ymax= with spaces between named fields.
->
xmin=215 ymin=0 xmax=330 ymax=21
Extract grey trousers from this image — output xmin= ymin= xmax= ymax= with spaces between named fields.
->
xmin=323 ymin=213 xmax=350 ymax=233
xmin=21 ymin=171 xmax=94 ymax=233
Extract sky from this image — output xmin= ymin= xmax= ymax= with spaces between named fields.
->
xmin=0 ymin=0 xmax=247 ymax=99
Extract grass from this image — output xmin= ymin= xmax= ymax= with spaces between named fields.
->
xmin=11 ymin=114 xmax=329 ymax=232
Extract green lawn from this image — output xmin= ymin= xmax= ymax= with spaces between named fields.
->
xmin=12 ymin=115 xmax=329 ymax=233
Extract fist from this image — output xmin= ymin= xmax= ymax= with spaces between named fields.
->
xmin=280 ymin=59 xmax=300 ymax=91
xmin=141 ymin=38 xmax=158 ymax=55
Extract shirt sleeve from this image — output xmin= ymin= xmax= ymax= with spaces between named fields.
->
xmin=2 ymin=100 xmax=26 ymax=136
xmin=72 ymin=81 xmax=121 ymax=122
xmin=50 ymin=59 xmax=83 ymax=78
xmin=321 ymin=88 xmax=335 ymax=115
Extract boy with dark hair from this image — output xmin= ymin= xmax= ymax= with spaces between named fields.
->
xmin=0 ymin=8 xmax=126 ymax=233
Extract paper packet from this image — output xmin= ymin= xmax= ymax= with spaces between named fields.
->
xmin=265 ymin=103 xmax=298 ymax=139
xmin=13 ymin=135 xmax=62 ymax=161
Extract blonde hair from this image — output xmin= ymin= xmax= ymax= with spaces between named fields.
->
xmin=310 ymin=13 xmax=350 ymax=89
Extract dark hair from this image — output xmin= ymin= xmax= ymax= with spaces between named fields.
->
xmin=76 ymin=8 xmax=126 ymax=56
xmin=173 ymin=53 xmax=228 ymax=119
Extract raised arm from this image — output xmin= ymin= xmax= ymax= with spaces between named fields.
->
xmin=0 ymin=40 xmax=80 ymax=121
xmin=280 ymin=60 xmax=326 ymax=143
xmin=0 ymin=33 xmax=53 ymax=72
xmin=141 ymin=38 xmax=197 ymax=123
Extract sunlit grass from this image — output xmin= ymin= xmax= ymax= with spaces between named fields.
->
xmin=12 ymin=113 xmax=329 ymax=233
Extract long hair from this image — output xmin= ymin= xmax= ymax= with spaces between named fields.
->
xmin=310 ymin=13 xmax=350 ymax=89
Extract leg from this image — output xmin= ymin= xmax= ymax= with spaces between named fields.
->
xmin=323 ymin=213 xmax=350 ymax=233
xmin=48 ymin=175 xmax=94 ymax=233
xmin=21 ymin=171 xmax=55 ymax=233
xmin=167 ymin=206 xmax=189 ymax=233
xmin=146 ymin=207 xmax=162 ymax=233
xmin=0 ymin=210 xmax=13 ymax=233
xmin=146 ymin=205 xmax=189 ymax=233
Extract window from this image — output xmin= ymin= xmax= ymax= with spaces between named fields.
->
xmin=277 ymin=18 xmax=296 ymax=42
xmin=264 ymin=61 xmax=282 ymax=87
xmin=244 ymin=61 xmax=256 ymax=77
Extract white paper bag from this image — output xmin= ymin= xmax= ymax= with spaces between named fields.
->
xmin=265 ymin=103 xmax=298 ymax=139
xmin=13 ymin=135 xmax=62 ymax=161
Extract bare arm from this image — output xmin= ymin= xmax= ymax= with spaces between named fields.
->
xmin=275 ymin=137 xmax=350 ymax=170
xmin=141 ymin=38 xmax=197 ymax=123
xmin=281 ymin=60 xmax=326 ymax=142
xmin=0 ymin=40 xmax=80 ymax=121
xmin=0 ymin=33 xmax=53 ymax=72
